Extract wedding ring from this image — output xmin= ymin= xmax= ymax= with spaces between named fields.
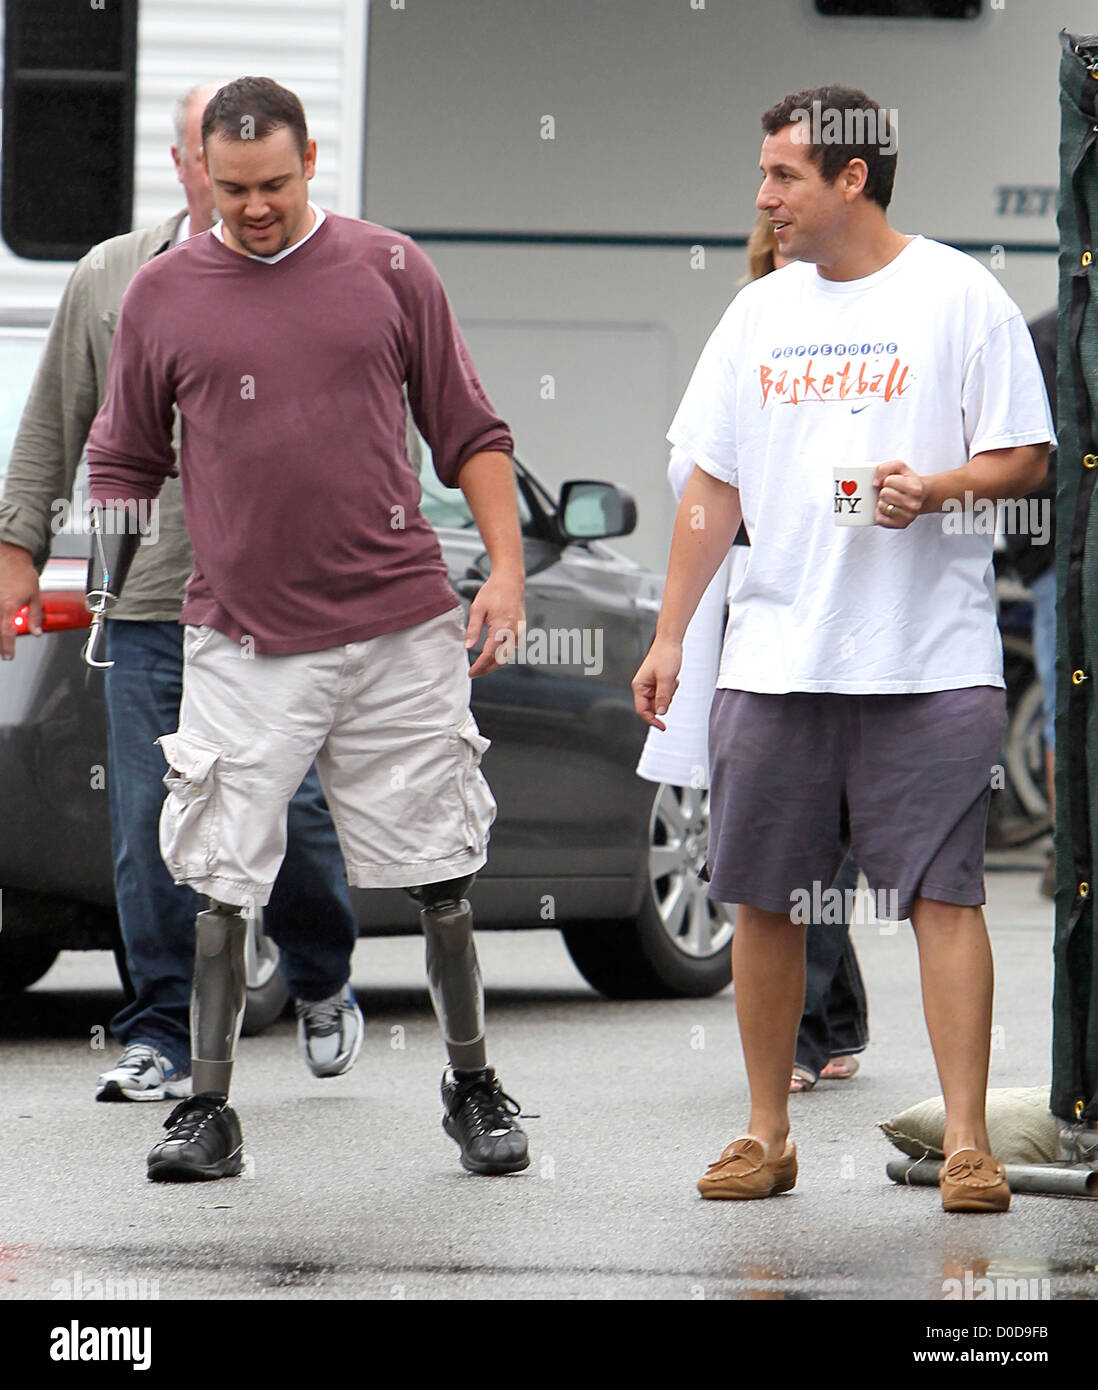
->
xmin=885 ymin=503 xmax=895 ymax=516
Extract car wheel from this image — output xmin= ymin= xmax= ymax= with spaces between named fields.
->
xmin=113 ymin=907 xmax=289 ymax=1034
xmin=992 ymin=633 xmax=1052 ymax=846
xmin=562 ymin=783 xmax=735 ymax=999
xmin=1004 ymin=675 xmax=1050 ymax=821
xmin=0 ymin=889 xmax=64 ymax=992
xmin=0 ymin=935 xmax=60 ymax=993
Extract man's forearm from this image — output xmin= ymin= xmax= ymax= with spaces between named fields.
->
xmin=455 ymin=449 xmax=524 ymax=579
xmin=920 ymin=444 xmax=1049 ymax=513
xmin=656 ymin=466 xmax=743 ymax=644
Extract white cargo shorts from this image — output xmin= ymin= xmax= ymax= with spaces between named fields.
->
xmin=156 ymin=608 xmax=496 ymax=907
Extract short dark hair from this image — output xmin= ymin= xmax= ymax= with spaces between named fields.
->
xmin=201 ymin=76 xmax=308 ymax=161
xmin=761 ymin=85 xmax=897 ymax=211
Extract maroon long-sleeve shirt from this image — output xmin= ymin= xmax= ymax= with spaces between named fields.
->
xmin=86 ymin=212 xmax=513 ymax=654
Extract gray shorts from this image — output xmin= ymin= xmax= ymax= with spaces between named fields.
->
xmin=705 ymin=686 xmax=1007 ymax=920
xmin=157 ymin=608 xmax=496 ymax=908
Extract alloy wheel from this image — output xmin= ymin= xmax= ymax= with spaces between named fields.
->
xmin=647 ymin=783 xmax=735 ymax=959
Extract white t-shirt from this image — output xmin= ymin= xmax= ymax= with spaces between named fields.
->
xmin=636 ymin=444 xmax=735 ymax=787
xmin=667 ymin=236 xmax=1055 ymax=695
xmin=211 ymin=202 xmax=326 ymax=262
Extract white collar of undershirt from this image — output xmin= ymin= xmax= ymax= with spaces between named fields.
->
xmin=211 ymin=202 xmax=325 ymax=262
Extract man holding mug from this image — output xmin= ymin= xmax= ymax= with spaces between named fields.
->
xmin=633 ymin=85 xmax=1052 ymax=1212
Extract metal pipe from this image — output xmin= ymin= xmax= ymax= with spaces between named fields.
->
xmin=887 ymin=1155 xmax=1098 ymax=1197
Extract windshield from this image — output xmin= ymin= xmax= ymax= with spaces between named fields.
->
xmin=419 ymin=466 xmax=479 ymax=529
xmin=412 ymin=431 xmax=531 ymax=533
xmin=0 ymin=332 xmax=47 ymax=481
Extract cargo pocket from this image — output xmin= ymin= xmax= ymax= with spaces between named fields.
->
xmin=157 ymin=731 xmax=222 ymax=878
xmin=456 ymin=713 xmax=497 ymax=853
xmin=182 ymin=623 xmax=217 ymax=663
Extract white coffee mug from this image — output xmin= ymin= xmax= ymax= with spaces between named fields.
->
xmin=833 ymin=465 xmax=880 ymax=528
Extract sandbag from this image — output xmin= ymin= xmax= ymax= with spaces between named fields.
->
xmin=879 ymin=1087 xmax=1061 ymax=1165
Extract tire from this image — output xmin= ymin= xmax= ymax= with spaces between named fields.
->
xmin=994 ymin=633 xmax=1052 ymax=845
xmin=0 ymin=936 xmax=60 ymax=993
xmin=240 ymin=908 xmax=290 ymax=1036
xmin=112 ymin=908 xmax=290 ymax=1035
xmin=1005 ymin=676 xmax=1050 ymax=821
xmin=0 ymin=889 xmax=65 ymax=993
xmin=563 ymin=783 xmax=734 ymax=999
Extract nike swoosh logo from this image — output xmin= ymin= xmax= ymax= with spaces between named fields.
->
xmin=850 ymin=405 xmax=870 ymax=414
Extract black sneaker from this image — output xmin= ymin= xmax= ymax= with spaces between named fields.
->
xmin=146 ymin=1092 xmax=244 ymax=1182
xmin=441 ymin=1066 xmax=530 ymax=1174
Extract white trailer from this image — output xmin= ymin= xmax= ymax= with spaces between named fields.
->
xmin=1 ymin=0 xmax=1087 ymax=569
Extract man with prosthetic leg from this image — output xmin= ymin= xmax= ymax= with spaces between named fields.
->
xmin=83 ymin=78 xmax=530 ymax=1182
xmin=87 ymin=518 xmax=529 ymax=1181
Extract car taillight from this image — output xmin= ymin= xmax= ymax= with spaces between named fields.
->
xmin=12 ymin=595 xmax=93 ymax=635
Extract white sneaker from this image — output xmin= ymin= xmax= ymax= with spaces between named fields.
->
xmin=295 ymin=983 xmax=364 ymax=1077
xmin=96 ymin=1044 xmax=193 ymax=1103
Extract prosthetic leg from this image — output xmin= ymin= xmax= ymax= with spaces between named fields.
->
xmin=407 ymin=877 xmax=529 ymax=1174
xmin=146 ymin=900 xmax=247 ymax=1181
xmin=410 ymin=875 xmax=486 ymax=1069
xmin=191 ymin=902 xmax=248 ymax=1095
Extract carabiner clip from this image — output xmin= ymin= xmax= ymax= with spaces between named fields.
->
xmin=81 ymin=611 xmax=113 ymax=670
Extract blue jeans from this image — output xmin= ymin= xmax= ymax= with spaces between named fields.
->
xmin=795 ymin=851 xmax=870 ymax=1080
xmin=104 ymin=620 xmax=358 ymax=1070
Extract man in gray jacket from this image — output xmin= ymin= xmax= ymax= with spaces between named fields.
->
xmin=0 ymin=83 xmax=363 ymax=1100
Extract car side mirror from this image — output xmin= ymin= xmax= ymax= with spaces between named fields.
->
xmin=558 ymin=480 xmax=637 ymax=541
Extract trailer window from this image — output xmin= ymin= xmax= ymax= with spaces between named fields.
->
xmin=815 ymin=1 xmax=980 ymax=16
xmin=0 ymin=334 xmax=46 ymax=481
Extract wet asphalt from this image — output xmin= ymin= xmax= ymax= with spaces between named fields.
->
xmin=0 ymin=842 xmax=1093 ymax=1316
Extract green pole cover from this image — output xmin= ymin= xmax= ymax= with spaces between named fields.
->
xmin=1052 ymin=30 xmax=1098 ymax=1122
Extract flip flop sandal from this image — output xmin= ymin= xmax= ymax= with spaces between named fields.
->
xmin=789 ymin=1066 xmax=817 ymax=1092
xmin=820 ymin=1056 xmax=860 ymax=1080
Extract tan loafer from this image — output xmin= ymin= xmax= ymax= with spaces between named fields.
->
xmin=697 ymin=1136 xmax=797 ymax=1200
xmin=939 ymin=1148 xmax=1011 ymax=1213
